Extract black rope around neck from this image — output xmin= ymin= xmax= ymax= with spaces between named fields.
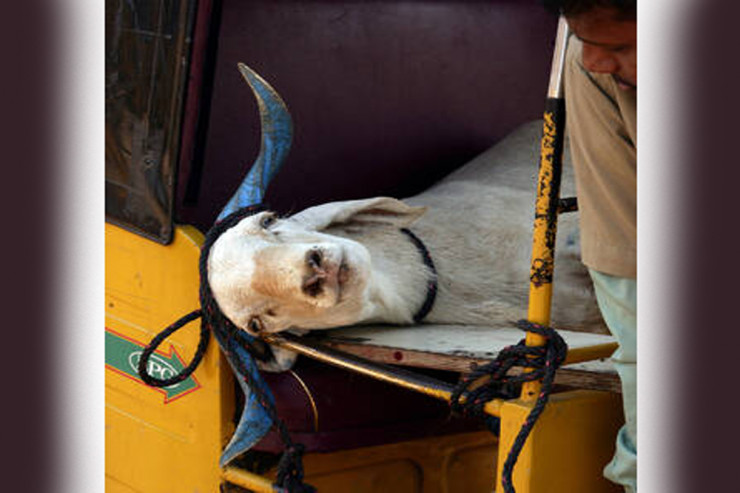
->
xmin=138 ymin=205 xmax=315 ymax=493
xmin=400 ymin=228 xmax=438 ymax=323
xmin=450 ymin=319 xmax=567 ymax=493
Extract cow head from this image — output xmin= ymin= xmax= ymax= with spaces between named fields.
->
xmin=208 ymin=197 xmax=426 ymax=335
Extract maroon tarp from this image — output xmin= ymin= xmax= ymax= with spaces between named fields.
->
xmin=176 ymin=0 xmax=557 ymax=231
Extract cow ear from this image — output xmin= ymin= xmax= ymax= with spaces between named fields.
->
xmin=290 ymin=197 xmax=426 ymax=231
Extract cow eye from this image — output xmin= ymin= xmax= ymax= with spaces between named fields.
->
xmin=260 ymin=213 xmax=277 ymax=229
xmin=247 ymin=317 xmax=263 ymax=335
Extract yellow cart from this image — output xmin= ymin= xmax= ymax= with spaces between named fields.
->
xmin=106 ymin=2 xmax=624 ymax=491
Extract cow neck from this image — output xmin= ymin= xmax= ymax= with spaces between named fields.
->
xmin=399 ymin=228 xmax=438 ymax=323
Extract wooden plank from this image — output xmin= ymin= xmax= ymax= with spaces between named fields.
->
xmin=307 ymin=324 xmax=621 ymax=393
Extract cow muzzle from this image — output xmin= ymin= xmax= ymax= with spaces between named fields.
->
xmin=301 ymin=247 xmax=347 ymax=304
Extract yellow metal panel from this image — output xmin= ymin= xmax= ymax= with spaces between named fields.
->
xmin=446 ymin=441 xmax=501 ymax=493
xmin=309 ymin=459 xmax=422 ymax=492
xmin=223 ymin=431 xmax=498 ymax=493
xmin=300 ymin=431 xmax=497 ymax=493
xmin=496 ymin=390 xmax=623 ymax=493
xmin=105 ymin=223 xmax=235 ymax=492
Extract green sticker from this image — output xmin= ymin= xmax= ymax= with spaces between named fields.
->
xmin=105 ymin=328 xmax=200 ymax=403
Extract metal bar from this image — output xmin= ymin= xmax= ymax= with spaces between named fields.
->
xmin=221 ymin=466 xmax=281 ymax=492
xmin=557 ymin=196 xmax=578 ymax=214
xmin=264 ymin=333 xmax=505 ymax=417
xmin=547 ymin=17 xmax=571 ymax=100
xmin=522 ymin=17 xmax=571 ymax=402
xmin=564 ymin=342 xmax=617 ymax=365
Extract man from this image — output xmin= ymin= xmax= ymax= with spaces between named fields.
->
xmin=544 ymin=1 xmax=637 ymax=491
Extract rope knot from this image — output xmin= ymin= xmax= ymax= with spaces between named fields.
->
xmin=449 ymin=319 xmax=568 ymax=493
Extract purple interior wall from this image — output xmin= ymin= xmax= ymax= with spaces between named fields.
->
xmin=176 ymin=0 xmax=557 ymax=231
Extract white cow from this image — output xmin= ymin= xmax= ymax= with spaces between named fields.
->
xmin=207 ymin=120 xmax=605 ymax=369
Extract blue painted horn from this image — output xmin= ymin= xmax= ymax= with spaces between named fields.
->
xmin=217 ymin=63 xmax=293 ymax=220
xmin=214 ymin=64 xmax=293 ymax=466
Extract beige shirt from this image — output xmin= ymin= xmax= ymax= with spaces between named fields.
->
xmin=564 ymin=38 xmax=637 ymax=278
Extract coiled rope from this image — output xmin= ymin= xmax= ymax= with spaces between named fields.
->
xmin=450 ymin=319 xmax=568 ymax=493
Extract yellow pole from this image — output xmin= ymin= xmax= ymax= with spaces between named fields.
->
xmin=522 ymin=17 xmax=570 ymax=402
xmin=222 ymin=466 xmax=281 ymax=492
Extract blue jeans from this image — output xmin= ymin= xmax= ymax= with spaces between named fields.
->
xmin=589 ymin=269 xmax=637 ymax=493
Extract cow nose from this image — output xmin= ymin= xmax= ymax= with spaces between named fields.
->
xmin=306 ymin=248 xmax=323 ymax=270
xmin=303 ymin=248 xmax=326 ymax=297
